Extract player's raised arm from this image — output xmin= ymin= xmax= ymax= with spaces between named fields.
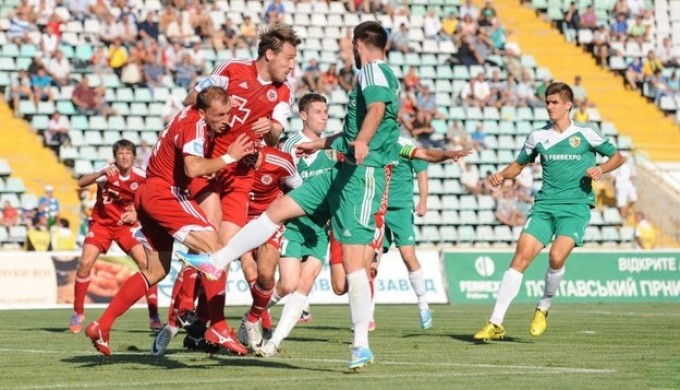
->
xmin=586 ymin=150 xmax=623 ymax=181
xmin=184 ymin=75 xmax=231 ymax=106
xmin=184 ymin=133 xmax=254 ymax=178
xmin=77 ymin=164 xmax=117 ymax=188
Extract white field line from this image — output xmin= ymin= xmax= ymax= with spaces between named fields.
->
xmin=584 ymin=310 xmax=680 ymax=317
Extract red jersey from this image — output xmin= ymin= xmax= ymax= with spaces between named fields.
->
xmin=91 ymin=166 xmax=146 ymax=226
xmin=207 ymin=58 xmax=293 ymax=152
xmin=146 ymin=106 xmax=214 ymax=189
xmin=248 ymin=147 xmax=302 ymax=217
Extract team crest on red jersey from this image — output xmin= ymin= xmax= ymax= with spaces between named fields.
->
xmin=569 ymin=135 xmax=581 ymax=148
xmin=266 ymin=89 xmax=278 ymax=102
xmin=261 ymin=174 xmax=273 ymax=185
xmin=130 ymin=182 xmax=139 ymax=191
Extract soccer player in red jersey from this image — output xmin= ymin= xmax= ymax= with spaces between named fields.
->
xmin=69 ymin=140 xmax=162 ymax=334
xmin=237 ymin=146 xmax=301 ymax=350
xmin=84 ymin=87 xmax=254 ymax=357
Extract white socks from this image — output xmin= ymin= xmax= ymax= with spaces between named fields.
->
xmin=408 ymin=269 xmax=429 ymax=311
xmin=212 ymin=213 xmax=280 ymax=269
xmin=267 ymin=287 xmax=284 ymax=309
xmin=347 ymin=270 xmax=371 ymax=348
xmin=270 ymin=291 xmax=307 ymax=348
xmin=489 ymin=268 xmax=523 ymax=326
xmin=537 ymin=267 xmax=565 ymax=311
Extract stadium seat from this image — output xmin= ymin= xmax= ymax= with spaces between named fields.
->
xmin=0 ymin=226 xmax=8 ymax=242
xmin=8 ymin=225 xmax=27 ymax=243
xmin=20 ymin=193 xmax=37 ymax=210
xmin=441 ymin=210 xmax=459 ymax=225
xmin=458 ymin=226 xmax=476 ymax=243
xmin=439 ymin=226 xmax=457 ymax=242
xmin=441 ymin=195 xmax=459 ymax=210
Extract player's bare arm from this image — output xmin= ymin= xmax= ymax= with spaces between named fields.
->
xmin=412 ymin=148 xmax=472 ymax=163
xmin=183 ymin=133 xmax=254 ymax=178
xmin=490 ymin=160 xmax=527 ymax=188
xmin=77 ymin=164 xmax=118 ymax=188
xmin=296 ymin=132 xmax=343 ymax=156
xmin=586 ymin=150 xmax=623 ymax=181
xmin=351 ymin=102 xmax=386 ymax=165
xmin=416 ymin=171 xmax=428 ymax=217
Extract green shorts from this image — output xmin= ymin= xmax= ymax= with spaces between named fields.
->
xmin=383 ymin=206 xmax=416 ymax=250
xmin=280 ymin=216 xmax=329 ymax=262
xmin=522 ymin=203 xmax=591 ymax=247
xmin=288 ymin=167 xmax=334 ymax=227
xmin=329 ymin=162 xmax=387 ymax=245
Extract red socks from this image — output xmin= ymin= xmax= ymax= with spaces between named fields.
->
xmin=98 ymin=272 xmax=148 ymax=332
xmin=73 ymin=274 xmax=90 ymax=315
xmin=246 ymin=283 xmax=273 ymax=323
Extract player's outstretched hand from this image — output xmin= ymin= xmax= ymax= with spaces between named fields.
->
xmin=585 ymin=166 xmax=603 ymax=181
xmin=227 ymin=133 xmax=255 ymax=161
xmin=252 ymin=117 xmax=272 ymax=136
xmin=102 ymin=164 xmax=119 ymax=177
xmin=119 ymin=206 xmax=137 ymax=225
xmin=489 ymin=172 xmax=504 ymax=189
xmin=350 ymin=140 xmax=369 ymax=165
xmin=447 ymin=148 xmax=473 ymax=162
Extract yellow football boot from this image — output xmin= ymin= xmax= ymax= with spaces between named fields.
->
xmin=473 ymin=322 xmax=506 ymax=341
xmin=529 ymin=308 xmax=548 ymax=336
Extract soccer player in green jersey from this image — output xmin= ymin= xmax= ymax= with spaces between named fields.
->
xmin=474 ymin=82 xmax=623 ymax=341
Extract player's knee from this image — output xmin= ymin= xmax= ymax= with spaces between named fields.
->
xmin=548 ymin=251 xmax=568 ymax=269
xmin=332 ymin=280 xmax=347 ymax=296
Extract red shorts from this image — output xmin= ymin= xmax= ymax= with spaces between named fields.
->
xmin=188 ymin=176 xmax=221 ymax=200
xmin=84 ymin=220 xmax=140 ymax=253
xmin=219 ymin=162 xmax=255 ymax=227
xmin=134 ymin=179 xmax=215 ymax=252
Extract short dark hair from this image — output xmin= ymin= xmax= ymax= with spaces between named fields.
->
xmin=113 ymin=139 xmax=136 ymax=156
xmin=545 ymin=82 xmax=574 ymax=103
xmin=353 ymin=21 xmax=388 ymax=51
xmin=298 ymin=93 xmax=327 ymax=113
xmin=257 ymin=24 xmax=301 ymax=58
xmin=196 ymin=86 xmax=230 ymax=111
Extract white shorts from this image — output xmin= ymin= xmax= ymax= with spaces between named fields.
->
xmin=616 ymin=184 xmax=637 ymax=208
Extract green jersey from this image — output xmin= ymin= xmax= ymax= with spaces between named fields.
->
xmin=517 ymin=121 xmax=617 ymax=206
xmin=334 ymin=60 xmax=400 ymax=167
xmin=282 ymin=131 xmax=339 ymax=180
xmin=388 ymin=137 xmax=428 ymax=207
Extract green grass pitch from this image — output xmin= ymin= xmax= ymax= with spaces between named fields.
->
xmin=0 ymin=304 xmax=678 ymax=389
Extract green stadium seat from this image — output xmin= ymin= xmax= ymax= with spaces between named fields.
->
xmin=116 ymin=88 xmax=134 ymax=102
xmin=127 ymin=116 xmax=145 ymax=131
xmin=19 ymin=100 xmax=36 ymax=116
xmin=477 ymin=210 xmax=496 ymax=225
xmin=146 ymin=117 xmax=164 ymax=130
xmin=19 ymin=44 xmax=37 ymax=58
xmin=441 ymin=195 xmax=459 ymax=210
xmin=585 ymin=226 xmax=602 ymax=242
xmin=5 ymin=177 xmax=25 ymax=193
xmin=31 ymin=115 xmax=49 ymax=130
xmin=9 ymin=225 xmax=27 ymax=242
xmin=436 ymin=65 xmax=453 ymax=79
xmin=103 ymin=74 xmax=121 ymax=88
xmin=494 ymin=226 xmax=513 ymax=242
xmin=459 ymin=195 xmax=478 ymax=210
xmin=88 ymin=116 xmax=107 ymax=131
xmin=130 ymin=103 xmax=148 ymax=116
xmin=453 ymin=66 xmax=470 ymax=80
xmin=74 ymin=159 xmax=94 ymax=176
xmin=0 ymin=58 xmax=16 ymax=71
xmin=457 ymin=225 xmax=475 ymax=242
xmin=441 ymin=210 xmax=459 ymax=225
xmin=0 ymin=160 xmax=11 ymax=176
xmin=619 ymin=226 xmax=634 ymax=242
xmin=439 ymin=226 xmax=457 ymax=242
xmin=121 ymin=131 xmax=140 ymax=144
xmin=103 ymin=130 xmax=121 ymax=145
xmin=85 ymin=131 xmax=103 ymax=145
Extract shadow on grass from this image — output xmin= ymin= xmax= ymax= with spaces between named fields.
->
xmin=296 ymin=325 xmax=351 ymax=332
xmin=448 ymin=333 xmax=527 ymax=343
xmin=287 ymin=336 xmax=351 ymax=345
xmin=35 ymin=327 xmax=72 ymax=334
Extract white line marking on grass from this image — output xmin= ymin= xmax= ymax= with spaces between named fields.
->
xmin=585 ymin=310 xmax=680 ymax=318
xmin=0 ymin=348 xmax=616 ymax=376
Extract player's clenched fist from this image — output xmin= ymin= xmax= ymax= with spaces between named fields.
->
xmin=251 ymin=117 xmax=273 ymax=136
xmin=489 ymin=172 xmax=504 ymax=188
xmin=350 ymin=140 xmax=369 ymax=165
xmin=585 ymin=166 xmax=603 ymax=181
xmin=102 ymin=164 xmax=119 ymax=177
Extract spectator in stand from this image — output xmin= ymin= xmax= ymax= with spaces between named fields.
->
xmin=489 ymin=18 xmax=507 ymax=52
xmin=263 ymin=0 xmax=285 ymax=24
xmin=488 ymin=69 xmax=505 ymax=107
xmin=403 ymin=66 xmax=420 ymax=92
xmin=138 ymin=11 xmax=159 ymax=43
xmin=460 ymin=78 xmax=476 ymax=106
xmin=346 ymin=0 xmax=371 ymax=14
xmin=46 ymin=111 xmax=71 ymax=146
xmin=136 ymin=139 xmax=153 ymax=171
xmin=498 ymin=74 xmax=519 ymax=107
xmin=8 ymin=11 xmax=34 ymax=44
xmin=189 ymin=42 xmax=206 ymax=73
xmin=337 ymin=59 xmax=356 ymax=93
xmin=535 ymin=76 xmax=551 ymax=100
xmin=592 ymin=25 xmax=612 ymax=67
xmin=41 ymin=23 xmax=60 ymax=55
xmin=441 ymin=12 xmax=459 ymax=39
xmin=128 ymin=41 xmax=146 ymax=64
xmin=612 ymin=152 xmax=637 ymax=219
xmin=89 ymin=0 xmax=111 ymax=20
xmin=573 ymin=101 xmax=589 ymax=122
xmin=72 ymin=76 xmax=113 ymax=118
xmin=161 ymin=94 xmax=183 ymax=124
xmin=613 ymin=0 xmax=630 ymax=18
xmin=562 ymin=2 xmax=580 ymax=43
xmin=656 ymin=71 xmax=680 ymax=103
xmin=571 ymin=75 xmax=587 ymax=105
xmin=68 ymin=0 xmax=90 ymax=20
xmin=472 ymin=71 xmax=492 ymax=106
xmin=581 ymin=5 xmax=597 ymax=30
xmin=628 ymin=14 xmax=648 ymax=43
xmin=303 ymin=58 xmax=322 ymax=93
xmin=459 ymin=0 xmax=479 ymax=20
xmin=656 ymin=36 xmax=677 ymax=67
xmin=158 ymin=6 xmax=175 ymax=35
xmin=516 ymin=166 xmax=535 ymax=199
xmin=143 ymin=52 xmax=164 ymax=88
xmin=14 ymin=0 xmax=32 ymax=19
xmin=642 ymin=50 xmax=663 ymax=82
xmin=120 ymin=13 xmax=138 ymax=45
xmin=317 ymin=64 xmax=339 ymax=95
xmin=634 ymin=212 xmax=657 ymax=249
xmin=174 ymin=54 xmax=196 ymax=89
xmin=461 ymin=163 xmax=482 ymax=195
xmin=100 ymin=14 xmax=123 ymax=46
xmin=240 ymin=15 xmax=258 ymax=48
xmin=516 ymin=72 xmax=538 ymax=107
xmin=163 ymin=40 xmax=184 ymax=72
xmin=1 ymin=200 xmax=20 ymax=227
xmin=455 ymin=33 xmax=482 ymax=65
xmin=610 ymin=13 xmax=628 ymax=42
xmin=423 ymin=8 xmax=442 ymax=40
xmin=460 ymin=14 xmax=477 ymax=36
xmin=47 ymin=50 xmax=71 ymax=87
xmin=470 ymin=123 xmax=487 ymax=150
xmin=479 ymin=0 xmax=497 ymax=27
xmin=120 ymin=57 xmax=143 ymax=88
xmin=409 ymin=109 xmax=436 ymax=146
xmin=189 ymin=3 xmax=213 ymax=40
xmin=627 ymin=0 xmax=645 ymax=18
xmin=495 ymin=187 xmax=526 ymax=227
xmin=213 ymin=17 xmax=238 ymax=52
xmin=91 ymin=47 xmax=111 ymax=75
xmin=165 ymin=14 xmax=194 ymax=46
xmin=31 ymin=67 xmax=54 ymax=106
xmin=389 ymin=23 xmax=411 ymax=54
xmin=625 ymin=56 xmax=644 ymax=89
xmin=416 ymin=85 xmax=444 ymax=121
xmin=108 ymin=38 xmax=129 ymax=77
xmin=11 ymin=70 xmax=33 ymax=116
xmin=38 ymin=185 xmax=60 ymax=227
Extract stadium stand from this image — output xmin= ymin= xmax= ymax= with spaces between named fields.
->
xmin=0 ymin=0 xmax=646 ymax=248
